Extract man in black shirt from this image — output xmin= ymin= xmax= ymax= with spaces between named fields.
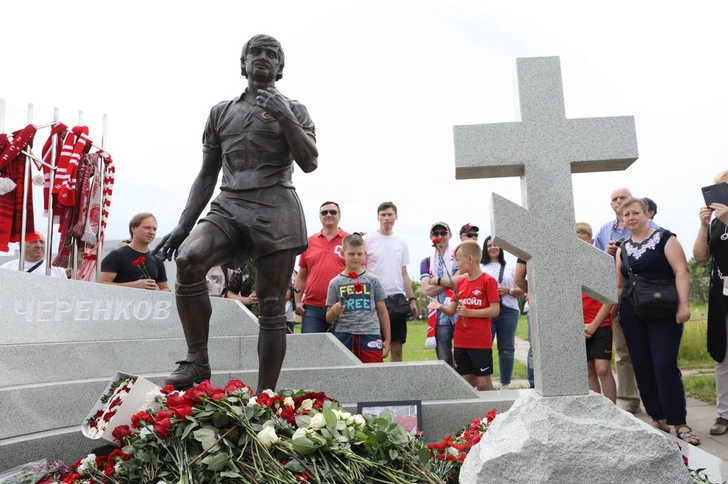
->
xmin=100 ymin=213 xmax=170 ymax=291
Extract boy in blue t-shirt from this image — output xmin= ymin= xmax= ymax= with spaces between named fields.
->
xmin=326 ymin=233 xmax=391 ymax=362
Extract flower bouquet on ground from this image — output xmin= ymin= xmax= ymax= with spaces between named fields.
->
xmin=82 ymin=372 xmax=159 ymax=445
xmin=0 ymin=459 xmax=68 ymax=484
xmin=427 ymin=408 xmax=497 ymax=483
xmin=65 ymin=379 xmax=442 ymax=483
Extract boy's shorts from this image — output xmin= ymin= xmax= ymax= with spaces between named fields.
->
xmin=454 ymin=348 xmax=493 ymax=376
xmin=586 ymin=325 xmax=613 ymax=361
xmin=334 ymin=332 xmax=383 ymax=363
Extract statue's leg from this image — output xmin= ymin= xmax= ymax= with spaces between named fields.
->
xmin=255 ymin=249 xmax=296 ymax=394
xmin=166 ymin=223 xmax=231 ymax=389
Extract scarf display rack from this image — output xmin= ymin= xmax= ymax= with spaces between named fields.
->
xmin=0 ymin=99 xmax=115 ymax=282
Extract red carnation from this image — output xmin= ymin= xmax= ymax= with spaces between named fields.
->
xmin=354 ymin=282 xmax=363 ymax=293
xmin=131 ymin=411 xmax=154 ymax=429
xmin=160 ymin=384 xmax=176 ymax=394
xmin=347 ymin=271 xmax=358 ymax=279
xmin=132 ymin=257 xmax=145 ymax=267
xmin=112 ymin=424 xmax=132 ymax=442
xmin=486 ymin=408 xmax=497 ymax=422
xmin=431 ymin=237 xmax=442 ymax=247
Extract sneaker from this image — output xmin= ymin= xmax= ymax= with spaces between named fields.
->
xmin=500 ymin=384 xmax=510 ymax=390
xmin=710 ymin=417 xmax=728 ymax=435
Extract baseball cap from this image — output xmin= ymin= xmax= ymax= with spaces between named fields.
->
xmin=430 ymin=222 xmax=450 ymax=232
xmin=459 ymin=223 xmax=479 ymax=235
xmin=644 ymin=197 xmax=657 ymax=214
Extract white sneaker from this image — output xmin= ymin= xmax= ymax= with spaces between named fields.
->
xmin=501 ymin=384 xmax=510 ymax=390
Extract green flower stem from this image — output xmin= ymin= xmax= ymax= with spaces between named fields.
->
xmin=187 ymin=425 xmax=237 ymax=467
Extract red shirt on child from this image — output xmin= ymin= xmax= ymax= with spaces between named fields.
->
xmin=582 ymin=294 xmax=612 ymax=328
xmin=453 ymin=273 xmax=500 ymax=349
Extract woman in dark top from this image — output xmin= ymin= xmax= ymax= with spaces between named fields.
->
xmin=615 ymin=197 xmax=697 ymax=445
xmin=693 ymin=170 xmax=728 ymax=436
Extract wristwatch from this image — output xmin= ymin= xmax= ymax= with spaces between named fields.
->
xmin=408 ymin=297 xmax=417 ymax=302
xmin=509 ymin=288 xmax=515 ymax=296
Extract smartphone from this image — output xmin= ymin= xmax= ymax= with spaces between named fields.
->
xmin=702 ymin=183 xmax=728 ymax=208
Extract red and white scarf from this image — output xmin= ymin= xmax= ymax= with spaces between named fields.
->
xmin=58 ymin=126 xmax=91 ymax=207
xmin=77 ymin=154 xmax=114 ymax=281
xmin=0 ymin=125 xmax=37 ymax=252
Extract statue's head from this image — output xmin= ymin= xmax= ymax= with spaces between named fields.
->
xmin=240 ymin=34 xmax=285 ymax=81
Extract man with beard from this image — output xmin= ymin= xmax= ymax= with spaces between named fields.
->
xmin=154 ymin=34 xmax=318 ymax=392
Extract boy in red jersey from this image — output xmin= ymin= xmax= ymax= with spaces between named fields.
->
xmin=577 ymin=222 xmax=617 ymax=403
xmin=428 ymin=240 xmax=500 ymax=390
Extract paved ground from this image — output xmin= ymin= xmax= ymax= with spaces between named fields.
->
xmin=511 ymin=336 xmax=728 ymax=462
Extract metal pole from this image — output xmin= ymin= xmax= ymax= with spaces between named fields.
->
xmin=70 ymin=111 xmax=84 ymax=278
xmin=18 ymin=104 xmax=33 ymax=271
xmin=45 ymin=107 xmax=60 ymax=276
xmin=95 ymin=114 xmax=108 ymax=283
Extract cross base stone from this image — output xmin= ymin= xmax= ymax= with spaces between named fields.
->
xmin=460 ymin=392 xmax=691 ymax=484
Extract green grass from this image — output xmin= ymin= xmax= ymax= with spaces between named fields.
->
xmin=296 ymin=302 xmax=714 ymax=389
xmin=683 ymin=371 xmax=717 ymax=404
xmin=679 ymin=320 xmax=714 ymax=368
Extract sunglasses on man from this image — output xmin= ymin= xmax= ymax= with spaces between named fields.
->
xmin=464 ymin=233 xmax=479 ymax=239
xmin=430 ymin=230 xmax=449 ymax=237
xmin=320 ymin=210 xmax=339 ymax=216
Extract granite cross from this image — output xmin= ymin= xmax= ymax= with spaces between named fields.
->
xmin=453 ymin=56 xmax=638 ymax=397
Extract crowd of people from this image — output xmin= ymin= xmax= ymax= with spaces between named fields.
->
xmin=3 ymin=176 xmax=728 ymax=448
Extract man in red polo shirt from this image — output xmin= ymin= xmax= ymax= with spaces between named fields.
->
xmin=294 ymin=201 xmax=348 ymax=332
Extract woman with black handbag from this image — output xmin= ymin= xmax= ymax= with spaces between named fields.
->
xmin=616 ymin=197 xmax=697 ymax=445
xmin=693 ymin=170 xmax=728 ymax=436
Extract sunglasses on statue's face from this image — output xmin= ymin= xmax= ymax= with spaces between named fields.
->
xmin=431 ymin=231 xmax=449 ymax=237
xmin=320 ymin=210 xmax=339 ymax=216
xmin=465 ymin=233 xmax=479 ymax=239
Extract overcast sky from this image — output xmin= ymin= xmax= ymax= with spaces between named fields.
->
xmin=1 ymin=0 xmax=725 ymax=277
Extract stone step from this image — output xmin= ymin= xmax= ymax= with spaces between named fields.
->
xmin=1 ymin=333 xmax=361 ymax=387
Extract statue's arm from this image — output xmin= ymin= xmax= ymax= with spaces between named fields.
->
xmin=153 ymin=151 xmax=222 ymax=260
xmin=177 ymin=151 xmax=223 ymax=232
xmin=281 ymin=103 xmax=318 ymax=173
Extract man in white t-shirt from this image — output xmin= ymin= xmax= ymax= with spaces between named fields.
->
xmin=363 ymin=201 xmax=417 ymax=362
xmin=0 ymin=231 xmax=67 ymax=278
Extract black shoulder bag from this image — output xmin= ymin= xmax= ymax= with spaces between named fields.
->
xmin=621 ymin=236 xmax=679 ymax=320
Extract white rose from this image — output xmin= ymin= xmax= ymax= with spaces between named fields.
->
xmin=248 ymin=396 xmax=258 ymax=406
xmin=262 ymin=389 xmax=275 ymax=397
xmin=257 ymin=426 xmax=280 ymax=448
xmin=310 ymin=412 xmax=326 ymax=430
xmin=300 ymin=399 xmax=314 ymax=411
xmin=139 ymin=427 xmax=152 ymax=439
xmin=339 ymin=411 xmax=351 ymax=421
xmin=347 ymin=414 xmax=365 ymax=427
xmin=292 ymin=427 xmax=309 ymax=440
xmin=284 ymin=396 xmax=294 ymax=407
